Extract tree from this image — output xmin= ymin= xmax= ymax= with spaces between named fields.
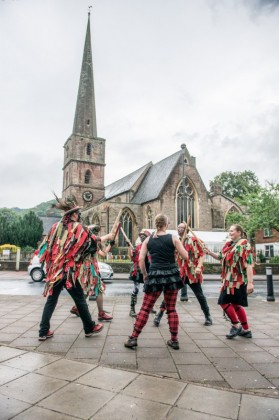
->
xmin=0 ymin=208 xmax=19 ymax=245
xmin=225 ymin=211 xmax=246 ymax=229
xmin=210 ymin=170 xmax=260 ymax=201
xmin=0 ymin=209 xmax=43 ymax=248
xmin=244 ymin=182 xmax=279 ymax=237
xmin=16 ymin=211 xmax=43 ymax=248
xmin=225 ymin=182 xmax=279 ymax=242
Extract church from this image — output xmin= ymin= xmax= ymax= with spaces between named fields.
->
xmin=62 ymin=13 xmax=242 ymax=246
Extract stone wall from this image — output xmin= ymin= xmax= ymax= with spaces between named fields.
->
xmin=211 ymin=194 xmax=243 ymax=229
xmin=159 ymin=161 xmax=212 ymax=230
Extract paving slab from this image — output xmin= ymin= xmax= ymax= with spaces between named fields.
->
xmin=239 ymin=394 xmax=279 ymax=420
xmin=0 ymin=346 xmax=26 ymax=362
xmin=177 ymin=364 xmax=224 ymax=383
xmin=38 ymin=382 xmax=115 ymax=419
xmin=92 ymin=393 xmax=171 ymax=420
xmin=0 ymin=365 xmax=28 ymax=386
xmin=2 ymin=351 xmax=61 ymax=371
xmin=221 ymin=370 xmax=274 ymax=389
xmin=37 ymin=358 xmax=94 ymax=381
xmin=76 ymin=365 xmax=138 ymax=392
xmin=0 ymin=293 xmax=279 ymax=420
xmin=123 ymin=374 xmax=186 ymax=404
xmin=0 ymin=372 xmax=68 ymax=404
xmin=12 ymin=406 xmax=78 ymax=420
xmin=167 ymin=407 xmax=223 ymax=420
xmin=177 ymin=383 xmax=241 ymax=419
xmin=0 ymin=393 xmax=31 ymax=420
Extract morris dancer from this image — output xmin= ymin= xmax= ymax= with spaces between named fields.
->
xmin=127 ymin=229 xmax=153 ymax=317
xmin=154 ymin=222 xmax=212 ymax=327
xmin=124 ymin=214 xmax=188 ymax=350
xmin=204 ymin=224 xmax=254 ymax=339
xmin=38 ymin=195 xmax=104 ymax=341
xmin=70 ymin=224 xmax=115 ymax=322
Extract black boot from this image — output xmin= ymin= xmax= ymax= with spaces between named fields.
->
xmin=124 ymin=336 xmax=138 ymax=348
xmin=180 ymin=284 xmax=188 ymax=301
xmin=153 ymin=310 xmax=164 ymax=327
xmin=129 ymin=295 xmax=137 ymax=318
xmin=204 ymin=315 xmax=212 ymax=326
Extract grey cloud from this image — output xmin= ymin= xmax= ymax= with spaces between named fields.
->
xmin=0 ymin=0 xmax=278 ymax=207
xmin=0 ymin=153 xmax=62 ymax=208
xmin=245 ymin=0 xmax=279 ymax=12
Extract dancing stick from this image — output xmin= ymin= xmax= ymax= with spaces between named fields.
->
xmin=112 ymin=222 xmax=121 ymax=241
xmin=181 ymin=216 xmax=191 ymax=244
xmin=120 ymin=227 xmax=133 ymax=247
xmin=187 ymin=225 xmax=205 ymax=250
xmin=110 ymin=209 xmax=122 ymax=238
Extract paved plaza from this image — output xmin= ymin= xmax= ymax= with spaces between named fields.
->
xmin=0 ymin=288 xmax=279 ymax=419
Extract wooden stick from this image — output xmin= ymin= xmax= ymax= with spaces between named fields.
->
xmin=187 ymin=225 xmax=205 ymax=250
xmin=120 ymin=227 xmax=133 ymax=247
xmin=181 ymin=216 xmax=191 ymax=244
xmin=112 ymin=223 xmax=121 ymax=241
xmin=110 ymin=210 xmax=122 ymax=238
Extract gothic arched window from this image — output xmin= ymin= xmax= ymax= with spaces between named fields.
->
xmin=86 ymin=143 xmax=92 ymax=156
xmin=176 ymin=178 xmax=195 ymax=227
xmin=118 ymin=210 xmax=133 ymax=247
xmin=65 ymin=172 xmax=69 ymax=187
xmin=147 ymin=206 xmax=153 ymax=229
xmin=92 ymin=213 xmax=100 ymax=226
xmin=225 ymin=206 xmax=241 ymax=229
xmin=84 ymin=170 xmax=91 ymax=184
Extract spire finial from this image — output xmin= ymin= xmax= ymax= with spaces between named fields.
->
xmin=88 ymin=5 xmax=92 ymax=16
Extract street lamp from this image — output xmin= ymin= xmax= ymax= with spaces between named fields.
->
xmin=181 ymin=144 xmax=186 ymax=222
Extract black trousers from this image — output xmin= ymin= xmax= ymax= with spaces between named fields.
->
xmin=181 ymin=280 xmax=210 ymax=318
xmin=39 ymin=277 xmax=95 ymax=337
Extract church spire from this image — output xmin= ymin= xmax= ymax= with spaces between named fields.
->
xmin=73 ymin=10 xmax=97 ymax=137
xmin=63 ymin=9 xmax=105 ymax=207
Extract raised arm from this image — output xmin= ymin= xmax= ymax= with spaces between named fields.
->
xmin=97 ymin=239 xmax=115 ymax=258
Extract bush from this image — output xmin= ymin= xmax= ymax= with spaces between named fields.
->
xmin=257 ymin=250 xmax=266 ymax=263
xmin=270 ymin=255 xmax=279 ymax=263
xmin=21 ymin=245 xmax=35 ymax=253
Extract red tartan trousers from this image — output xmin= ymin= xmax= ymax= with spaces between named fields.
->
xmin=132 ymin=289 xmax=179 ymax=341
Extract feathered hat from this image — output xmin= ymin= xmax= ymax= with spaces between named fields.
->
xmin=52 ymin=193 xmax=81 ymax=216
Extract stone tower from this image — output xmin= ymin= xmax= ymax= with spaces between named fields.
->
xmin=62 ymin=12 xmax=106 ymax=207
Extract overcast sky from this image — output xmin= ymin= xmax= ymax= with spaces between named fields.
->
xmin=1 ymin=0 xmax=279 ymax=209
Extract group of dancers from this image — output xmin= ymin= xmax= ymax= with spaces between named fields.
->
xmin=38 ymin=195 xmax=254 ymax=350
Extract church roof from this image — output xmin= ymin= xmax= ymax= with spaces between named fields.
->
xmin=131 ymin=150 xmax=182 ymax=204
xmin=39 ymin=216 xmax=61 ymax=236
xmin=105 ymin=163 xmax=151 ymax=200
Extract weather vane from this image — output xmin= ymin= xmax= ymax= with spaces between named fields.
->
xmin=88 ymin=5 xmax=92 ymax=16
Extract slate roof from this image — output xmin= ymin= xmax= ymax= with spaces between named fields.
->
xmin=105 ymin=163 xmax=151 ymax=200
xmin=39 ymin=216 xmax=61 ymax=235
xmin=131 ymin=150 xmax=182 ymax=204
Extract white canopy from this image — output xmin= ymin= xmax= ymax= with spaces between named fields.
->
xmin=140 ymin=229 xmax=229 ymax=246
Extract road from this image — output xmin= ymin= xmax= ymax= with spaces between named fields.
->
xmin=0 ymin=271 xmax=278 ymax=300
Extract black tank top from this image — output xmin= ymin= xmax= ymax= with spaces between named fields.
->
xmin=147 ymin=233 xmax=175 ymax=269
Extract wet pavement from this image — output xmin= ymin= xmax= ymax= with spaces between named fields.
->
xmin=0 ymin=272 xmax=279 ymax=419
xmin=0 ymin=271 xmax=278 ymax=299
